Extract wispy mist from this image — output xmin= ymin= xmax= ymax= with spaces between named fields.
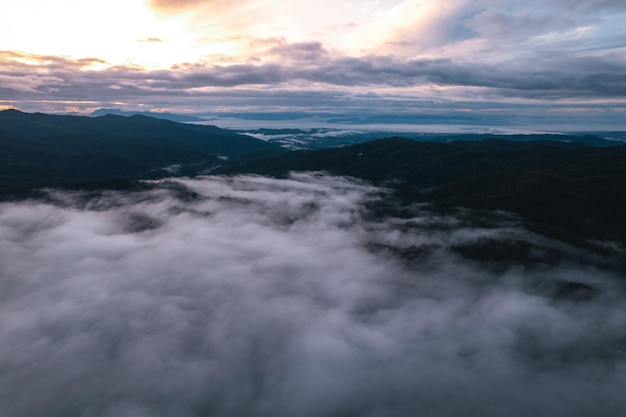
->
xmin=1 ymin=173 xmax=625 ymax=417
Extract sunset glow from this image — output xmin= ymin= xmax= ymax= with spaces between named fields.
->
xmin=1 ymin=0 xmax=625 ymax=129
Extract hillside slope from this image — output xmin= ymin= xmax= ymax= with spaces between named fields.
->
xmin=0 ymin=110 xmax=284 ymax=194
xmin=232 ymin=137 xmax=626 ymax=244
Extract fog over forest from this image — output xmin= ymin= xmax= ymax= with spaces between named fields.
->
xmin=1 ymin=173 xmax=625 ymax=417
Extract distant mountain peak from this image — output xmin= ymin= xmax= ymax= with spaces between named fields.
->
xmin=0 ymin=108 xmax=26 ymax=116
xmin=90 ymin=108 xmax=205 ymax=123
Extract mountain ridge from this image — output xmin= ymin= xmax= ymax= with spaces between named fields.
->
xmin=0 ymin=109 xmax=284 ymax=194
xmin=89 ymin=108 xmax=206 ymax=123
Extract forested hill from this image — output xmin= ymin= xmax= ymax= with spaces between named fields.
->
xmin=3 ymin=109 xmax=626 ymax=245
xmin=0 ymin=109 xmax=281 ymax=156
xmin=231 ymin=137 xmax=626 ymax=244
xmin=0 ymin=109 xmax=284 ymax=193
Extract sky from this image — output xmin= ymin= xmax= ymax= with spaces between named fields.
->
xmin=2 ymin=173 xmax=626 ymax=416
xmin=1 ymin=0 xmax=626 ymax=130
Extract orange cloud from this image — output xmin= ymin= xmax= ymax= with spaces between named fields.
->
xmin=150 ymin=0 xmax=202 ymax=11
xmin=0 ymin=50 xmax=107 ymax=70
xmin=149 ymin=0 xmax=247 ymax=13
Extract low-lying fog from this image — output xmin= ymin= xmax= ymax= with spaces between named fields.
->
xmin=1 ymin=173 xmax=625 ymax=417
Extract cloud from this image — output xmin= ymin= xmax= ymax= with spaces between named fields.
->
xmin=377 ymin=0 xmax=476 ymax=54
xmin=0 ymin=74 xmax=65 ymax=92
xmin=265 ymin=40 xmax=329 ymax=62
xmin=149 ymin=0 xmax=247 ymax=13
xmin=373 ymin=0 xmax=626 ymax=58
xmin=3 ymin=49 xmax=626 ymax=99
xmin=2 ymin=47 xmax=626 ymax=129
xmin=150 ymin=0 xmax=203 ymax=9
xmin=1 ymin=173 xmax=626 ymax=416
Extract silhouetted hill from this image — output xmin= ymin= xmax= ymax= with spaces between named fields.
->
xmin=0 ymin=109 xmax=284 ymax=195
xmin=0 ymin=109 xmax=281 ymax=156
xmin=231 ymin=137 xmax=626 ymax=244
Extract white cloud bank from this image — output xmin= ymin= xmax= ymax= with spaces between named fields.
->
xmin=1 ymin=173 xmax=625 ymax=417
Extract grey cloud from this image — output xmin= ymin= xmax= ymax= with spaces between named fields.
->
xmin=266 ymin=41 xmax=328 ymax=62
xmin=1 ymin=173 xmax=626 ymax=417
xmin=300 ymin=55 xmax=626 ymax=98
xmin=380 ymin=0 xmax=626 ymax=58
xmin=0 ymin=74 xmax=65 ymax=93
xmin=511 ymin=0 xmax=626 ymax=13
xmin=465 ymin=9 xmax=571 ymax=42
xmin=248 ymin=37 xmax=329 ymax=60
xmin=3 ymin=49 xmax=626 ymax=102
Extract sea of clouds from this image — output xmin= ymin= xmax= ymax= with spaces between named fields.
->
xmin=1 ymin=173 xmax=625 ymax=417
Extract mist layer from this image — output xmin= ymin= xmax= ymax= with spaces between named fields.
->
xmin=1 ymin=173 xmax=625 ymax=417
